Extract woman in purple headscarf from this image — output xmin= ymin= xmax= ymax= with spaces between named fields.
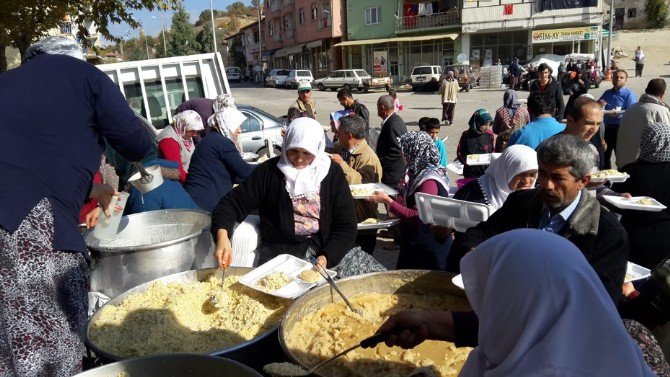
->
xmin=492 ymin=89 xmax=530 ymax=151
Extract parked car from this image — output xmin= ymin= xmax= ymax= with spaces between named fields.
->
xmin=237 ymin=104 xmax=285 ymax=157
xmin=410 ymin=65 xmax=443 ymax=91
xmin=369 ymin=74 xmax=393 ymax=91
xmin=225 ymin=66 xmax=242 ymax=83
xmin=265 ymin=69 xmax=290 ymax=88
xmin=285 ymin=70 xmax=315 ymax=89
xmin=314 ymin=69 xmax=374 ymax=92
xmin=443 ymin=64 xmax=476 ymax=92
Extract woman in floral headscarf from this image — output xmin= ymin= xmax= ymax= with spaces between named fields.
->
xmin=369 ymin=131 xmax=450 ymax=270
xmin=157 ymin=109 xmax=204 ymax=183
xmin=457 ymin=109 xmax=495 ymax=178
xmin=612 ymin=122 xmax=670 ymax=270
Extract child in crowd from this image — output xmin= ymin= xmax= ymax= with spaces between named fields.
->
xmin=457 ymin=109 xmax=495 ymax=178
xmin=419 ymin=117 xmax=448 ymax=168
xmin=387 ymin=87 xmax=403 ymax=112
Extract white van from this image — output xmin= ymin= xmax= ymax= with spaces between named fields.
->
xmin=226 ymin=66 xmax=242 ymax=83
xmin=410 ymin=65 xmax=443 ymax=91
xmin=96 ymin=53 xmax=232 ymax=130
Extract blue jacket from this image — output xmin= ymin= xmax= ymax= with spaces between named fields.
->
xmin=184 ymin=132 xmax=256 ymax=213
xmin=125 ymin=160 xmax=200 ymax=215
xmin=509 ymin=117 xmax=565 ymax=150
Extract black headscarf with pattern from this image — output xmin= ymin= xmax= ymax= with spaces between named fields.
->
xmin=639 ymin=122 xmax=670 ymax=163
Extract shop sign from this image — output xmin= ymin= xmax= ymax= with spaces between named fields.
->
xmin=531 ymin=26 xmax=599 ymax=43
xmin=373 ymin=50 xmax=388 ymax=74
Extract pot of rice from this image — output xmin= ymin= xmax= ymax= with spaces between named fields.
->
xmin=279 ymin=270 xmax=473 ymax=377
xmin=74 ymin=354 xmax=262 ymax=377
xmin=85 ymin=209 xmax=215 ymax=299
xmin=87 ymin=267 xmax=291 ymax=366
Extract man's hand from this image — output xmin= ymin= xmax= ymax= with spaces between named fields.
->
xmin=374 ymin=310 xmax=455 ymax=349
xmin=214 ymin=229 xmax=233 ymax=270
xmin=329 ymin=153 xmax=345 ymax=165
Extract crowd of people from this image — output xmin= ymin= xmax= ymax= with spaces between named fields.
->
xmin=1 ymin=35 xmax=669 ymax=376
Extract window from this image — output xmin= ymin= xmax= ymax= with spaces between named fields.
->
xmin=311 ymin=3 xmax=318 ymax=19
xmin=345 ymin=71 xmax=355 ymax=77
xmin=627 ymin=8 xmax=637 ymax=17
xmin=299 ymin=8 xmax=305 ymax=24
xmin=240 ymin=112 xmax=262 ymax=133
xmin=365 ymin=7 xmax=382 ymax=25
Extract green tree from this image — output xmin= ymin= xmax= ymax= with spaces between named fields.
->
xmin=645 ymin=0 xmax=669 ymax=27
xmin=0 ymin=0 xmax=180 ymax=72
xmin=196 ymin=21 xmax=215 ymax=53
xmin=229 ymin=36 xmax=246 ymax=68
xmin=167 ymin=4 xmax=200 ymax=56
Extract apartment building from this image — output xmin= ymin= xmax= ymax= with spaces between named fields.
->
xmin=264 ymin=0 xmax=346 ymax=77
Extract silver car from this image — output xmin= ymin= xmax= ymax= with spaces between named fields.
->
xmin=237 ymin=104 xmax=285 ymax=157
xmin=265 ymin=69 xmax=290 ymax=88
xmin=314 ymin=69 xmax=373 ymax=92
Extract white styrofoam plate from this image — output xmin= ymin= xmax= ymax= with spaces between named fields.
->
xmin=349 ymin=183 xmax=399 ymax=199
xmin=357 ymin=218 xmax=400 ymax=231
xmin=466 ymin=153 xmax=501 ymax=166
xmin=447 ymin=160 xmax=464 ymax=176
xmin=452 ymin=274 xmax=464 ymax=290
xmin=238 ymin=254 xmax=336 ymax=299
xmin=415 ymin=193 xmax=492 ymax=233
xmin=590 ymin=171 xmax=630 ymax=183
xmin=625 ymin=262 xmax=651 ymax=283
xmin=602 ymin=195 xmax=667 ymax=212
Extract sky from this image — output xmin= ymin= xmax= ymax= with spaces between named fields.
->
xmin=104 ymin=0 xmax=254 ymax=45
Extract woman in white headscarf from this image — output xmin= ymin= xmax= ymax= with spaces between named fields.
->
xmin=184 ymin=106 xmax=256 ymax=213
xmin=373 ymin=229 xmax=657 ymax=377
xmin=454 ymin=144 xmax=538 ymax=212
xmin=157 ymin=109 xmax=204 ymax=183
xmin=210 ymin=117 xmax=362 ymax=272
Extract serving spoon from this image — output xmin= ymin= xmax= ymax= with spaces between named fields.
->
xmin=311 ymin=258 xmax=362 ymax=315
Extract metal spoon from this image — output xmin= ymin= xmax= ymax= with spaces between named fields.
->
xmin=264 ymin=332 xmax=392 ymax=376
xmin=311 ymin=259 xmax=362 ymax=315
xmin=202 ymin=256 xmax=231 ymax=314
xmin=133 ymin=162 xmax=153 ymax=184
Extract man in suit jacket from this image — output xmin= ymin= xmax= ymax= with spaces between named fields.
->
xmin=375 ymin=95 xmax=407 ymax=188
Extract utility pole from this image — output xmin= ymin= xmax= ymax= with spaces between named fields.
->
xmin=257 ymin=2 xmax=262 ymax=71
xmin=141 ymin=29 xmax=150 ymax=59
xmin=152 ymin=15 xmax=168 ymax=55
xmin=209 ymin=0 xmax=218 ymax=54
xmin=607 ymin=0 xmax=614 ymax=68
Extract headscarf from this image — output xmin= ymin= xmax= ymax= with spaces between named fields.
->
xmin=208 ymin=95 xmax=246 ymax=152
xmin=478 ymin=145 xmax=537 ymax=211
xmin=398 ymin=131 xmax=449 ymax=196
xmin=459 ymin=229 xmax=654 ymax=377
xmin=278 ymin=117 xmax=331 ymax=199
xmin=638 ymin=122 xmax=670 ymax=163
xmin=467 ymin=109 xmax=493 ymax=135
xmin=171 ymin=110 xmax=203 ymax=152
xmin=446 ymin=71 xmax=455 ymax=81
xmin=503 ymin=89 xmax=521 ymax=118
xmin=24 ymin=36 xmax=85 ymax=62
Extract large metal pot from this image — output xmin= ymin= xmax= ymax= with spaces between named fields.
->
xmin=87 ymin=267 xmax=289 ymax=370
xmin=279 ymin=270 xmax=470 ymax=377
xmin=85 ymin=209 xmax=215 ymax=298
xmin=74 ymin=354 xmax=262 ymax=377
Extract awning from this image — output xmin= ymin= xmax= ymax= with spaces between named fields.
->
xmin=306 ymin=40 xmax=322 ymax=49
xmin=333 ymin=33 xmax=459 ymax=47
xmin=274 ymin=44 xmax=305 ymax=58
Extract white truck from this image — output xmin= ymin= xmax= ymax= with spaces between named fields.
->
xmin=96 ymin=53 xmax=232 ymax=131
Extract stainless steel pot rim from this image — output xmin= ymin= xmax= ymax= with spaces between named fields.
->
xmin=85 ymin=209 xmax=212 ymax=253
xmin=86 ymin=267 xmax=281 ymax=361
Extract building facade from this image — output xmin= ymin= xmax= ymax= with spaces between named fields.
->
xmin=264 ymin=0 xmax=346 ymax=77
xmin=339 ymin=0 xmax=461 ymax=83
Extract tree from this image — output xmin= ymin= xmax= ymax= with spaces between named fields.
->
xmin=229 ymin=36 xmax=246 ymax=68
xmin=0 ymin=0 xmax=181 ymax=71
xmin=645 ymin=0 xmax=669 ymax=28
xmin=196 ymin=21 xmax=215 ymax=54
xmin=167 ymin=4 xmax=200 ymax=57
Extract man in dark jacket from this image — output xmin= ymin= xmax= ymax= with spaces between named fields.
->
xmin=529 ymin=62 xmax=566 ymax=121
xmin=457 ymin=134 xmax=628 ymax=304
xmin=375 ymin=95 xmax=407 ymax=188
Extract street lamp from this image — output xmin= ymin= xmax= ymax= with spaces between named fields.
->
xmin=152 ymin=14 xmax=168 ymax=55
xmin=140 ymin=28 xmax=150 ymax=59
xmin=209 ymin=0 xmax=218 ymax=54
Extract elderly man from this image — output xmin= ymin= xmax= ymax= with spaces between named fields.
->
xmin=508 ymin=91 xmax=565 ymax=149
xmin=457 ymin=134 xmax=629 ymax=303
xmin=439 ymin=71 xmax=459 ymax=125
xmin=376 ymin=95 xmax=407 ymax=188
xmin=598 ymin=69 xmax=638 ymax=169
xmin=288 ymin=81 xmax=317 ymax=119
xmin=530 ymin=62 xmax=566 ymax=121
xmin=617 ymin=78 xmax=670 ymax=167
xmin=329 ymin=114 xmax=382 ymax=253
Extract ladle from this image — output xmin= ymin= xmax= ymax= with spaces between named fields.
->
xmin=202 ymin=255 xmax=231 ymax=314
xmin=311 ymin=258 xmax=362 ymax=315
xmin=133 ymin=162 xmax=154 ymax=184
xmin=264 ymin=332 xmax=392 ymax=376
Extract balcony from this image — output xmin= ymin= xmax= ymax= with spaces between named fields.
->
xmin=396 ymin=11 xmax=460 ymax=33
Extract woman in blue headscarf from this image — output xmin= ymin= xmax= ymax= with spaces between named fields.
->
xmin=457 ymin=109 xmax=495 ymax=178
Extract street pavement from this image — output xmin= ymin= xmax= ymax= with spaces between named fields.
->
xmin=228 ymin=76 xmax=654 ymax=268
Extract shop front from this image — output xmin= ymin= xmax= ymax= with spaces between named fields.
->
xmin=468 ymin=30 xmax=529 ymax=67
xmin=531 ymin=26 xmax=600 ymax=58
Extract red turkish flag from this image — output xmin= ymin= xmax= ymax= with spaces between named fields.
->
xmin=504 ymin=4 xmax=514 ymax=15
